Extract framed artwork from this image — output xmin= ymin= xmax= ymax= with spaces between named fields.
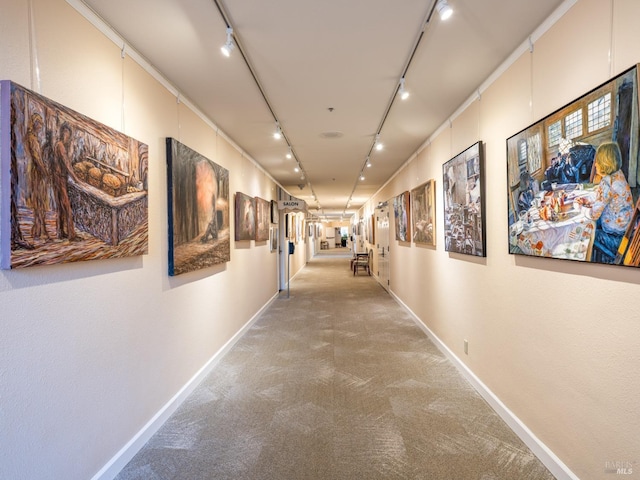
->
xmin=269 ymin=226 xmax=278 ymax=252
xmin=255 ymin=197 xmax=270 ymax=242
xmin=443 ymin=141 xmax=485 ymax=256
xmin=1 ymin=81 xmax=148 ymax=269
xmin=369 ymin=213 xmax=375 ymax=245
xmin=507 ymin=64 xmax=640 ymax=266
xmin=166 ymin=138 xmax=230 ymax=276
xmin=411 ymin=179 xmax=436 ymax=245
xmin=235 ymin=192 xmax=255 ymax=241
xmin=284 ymin=213 xmax=289 ymax=238
xmin=270 ymin=199 xmax=278 ymax=224
xmin=393 ymin=191 xmax=411 ymax=242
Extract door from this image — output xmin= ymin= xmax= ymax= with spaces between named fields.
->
xmin=376 ymin=203 xmax=390 ymax=291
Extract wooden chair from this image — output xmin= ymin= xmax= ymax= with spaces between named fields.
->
xmin=614 ymin=196 xmax=640 ymax=266
xmin=353 ymin=252 xmax=371 ymax=275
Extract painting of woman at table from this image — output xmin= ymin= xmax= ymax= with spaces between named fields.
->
xmin=576 ymin=142 xmax=633 ymax=263
xmin=506 ymin=64 xmax=640 ymax=266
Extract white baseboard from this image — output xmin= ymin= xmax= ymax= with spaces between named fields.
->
xmin=389 ymin=290 xmax=580 ymax=480
xmin=91 ymin=292 xmax=279 ymax=480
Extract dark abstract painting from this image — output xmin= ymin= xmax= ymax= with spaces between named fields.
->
xmin=166 ymin=138 xmax=230 ymax=276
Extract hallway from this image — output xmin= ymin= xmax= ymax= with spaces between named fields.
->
xmin=115 ymin=255 xmax=555 ymax=480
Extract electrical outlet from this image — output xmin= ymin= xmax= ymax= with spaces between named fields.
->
xmin=464 ymin=339 xmax=468 ymax=355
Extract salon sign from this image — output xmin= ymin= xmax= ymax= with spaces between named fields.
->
xmin=278 ymin=199 xmax=306 ymax=211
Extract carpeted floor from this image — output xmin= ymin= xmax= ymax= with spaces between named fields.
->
xmin=114 ymin=254 xmax=556 ymax=480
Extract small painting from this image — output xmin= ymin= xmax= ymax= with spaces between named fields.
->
xmin=270 ymin=200 xmax=279 ymax=224
xmin=255 ymin=196 xmax=270 ymax=242
xmin=235 ymin=192 xmax=255 ymax=241
xmin=507 ymin=64 xmax=640 ymax=266
xmin=166 ymin=138 xmax=230 ymax=276
xmin=269 ymin=225 xmax=278 ymax=252
xmin=1 ymin=81 xmax=148 ymax=269
xmin=443 ymin=141 xmax=485 ymax=256
xmin=393 ymin=191 xmax=411 ymax=242
xmin=411 ymin=179 xmax=436 ymax=245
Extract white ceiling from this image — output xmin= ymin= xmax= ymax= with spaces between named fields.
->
xmin=79 ymin=0 xmax=567 ymax=219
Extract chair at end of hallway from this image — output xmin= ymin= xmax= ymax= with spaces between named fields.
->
xmin=352 ymin=251 xmax=371 ymax=275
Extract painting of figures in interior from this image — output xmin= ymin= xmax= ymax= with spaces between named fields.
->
xmin=0 ymin=81 xmax=148 ymax=269
xmin=393 ymin=191 xmax=411 ymax=242
xmin=507 ymin=65 xmax=640 ymax=266
xmin=411 ymin=179 xmax=436 ymax=245
xmin=255 ymin=197 xmax=270 ymax=242
xmin=166 ymin=138 xmax=230 ymax=276
xmin=235 ymin=192 xmax=255 ymax=241
xmin=443 ymin=141 xmax=485 ymax=257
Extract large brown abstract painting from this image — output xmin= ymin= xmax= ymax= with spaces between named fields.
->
xmin=166 ymin=138 xmax=230 ymax=276
xmin=0 ymin=81 xmax=148 ymax=269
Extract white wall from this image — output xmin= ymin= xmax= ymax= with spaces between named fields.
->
xmin=0 ymin=1 xmax=281 ymax=479
xmin=361 ymin=0 xmax=640 ymax=478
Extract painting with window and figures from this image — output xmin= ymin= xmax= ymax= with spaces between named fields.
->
xmin=507 ymin=64 xmax=640 ymax=267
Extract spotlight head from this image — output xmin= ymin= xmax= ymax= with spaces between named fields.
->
xmin=221 ymin=27 xmax=234 ymax=57
xmin=399 ymin=78 xmax=410 ymax=100
xmin=436 ymin=0 xmax=453 ymax=20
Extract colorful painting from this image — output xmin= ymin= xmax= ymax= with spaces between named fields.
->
xmin=235 ymin=192 xmax=255 ymax=241
xmin=393 ymin=191 xmax=411 ymax=242
xmin=166 ymin=138 xmax=230 ymax=276
xmin=0 ymin=81 xmax=148 ymax=269
xmin=255 ymin=196 xmax=270 ymax=242
xmin=411 ymin=179 xmax=436 ymax=245
xmin=443 ymin=141 xmax=485 ymax=256
xmin=507 ymin=65 xmax=640 ymax=266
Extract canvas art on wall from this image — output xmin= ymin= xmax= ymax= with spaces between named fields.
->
xmin=235 ymin=192 xmax=255 ymax=241
xmin=269 ymin=225 xmax=278 ymax=252
xmin=255 ymin=197 xmax=270 ymax=242
xmin=443 ymin=141 xmax=485 ymax=257
xmin=507 ymin=65 xmax=640 ymax=266
xmin=166 ymin=138 xmax=230 ymax=276
xmin=411 ymin=179 xmax=436 ymax=245
xmin=393 ymin=191 xmax=411 ymax=242
xmin=0 ymin=81 xmax=149 ymax=269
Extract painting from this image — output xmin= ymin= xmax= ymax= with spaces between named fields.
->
xmin=411 ymin=179 xmax=436 ymax=245
xmin=507 ymin=65 xmax=640 ymax=266
xmin=443 ymin=141 xmax=485 ymax=257
xmin=235 ymin=192 xmax=255 ymax=241
xmin=0 ymin=81 xmax=148 ymax=269
xmin=393 ymin=191 xmax=411 ymax=242
xmin=269 ymin=225 xmax=278 ymax=252
xmin=166 ymin=138 xmax=230 ymax=276
xmin=255 ymin=197 xmax=270 ymax=242
xmin=270 ymin=199 xmax=278 ymax=224
xmin=369 ymin=213 xmax=375 ymax=245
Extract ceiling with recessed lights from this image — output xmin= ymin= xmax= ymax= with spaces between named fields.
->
xmin=78 ymin=0 xmax=568 ymax=219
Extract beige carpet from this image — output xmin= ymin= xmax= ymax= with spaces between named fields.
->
xmin=115 ymin=254 xmax=556 ymax=480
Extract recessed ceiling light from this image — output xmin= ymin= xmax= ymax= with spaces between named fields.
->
xmin=320 ymin=131 xmax=343 ymax=139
